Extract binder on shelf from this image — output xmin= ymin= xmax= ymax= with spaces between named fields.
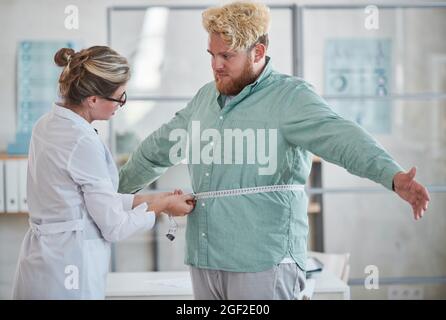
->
xmin=0 ymin=161 xmax=5 ymax=213
xmin=5 ymin=160 xmax=19 ymax=213
xmin=18 ymin=159 xmax=28 ymax=212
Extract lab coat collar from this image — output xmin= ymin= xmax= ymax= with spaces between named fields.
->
xmin=52 ymin=103 xmax=98 ymax=135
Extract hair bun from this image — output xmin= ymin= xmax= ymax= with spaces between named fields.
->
xmin=54 ymin=48 xmax=76 ymax=67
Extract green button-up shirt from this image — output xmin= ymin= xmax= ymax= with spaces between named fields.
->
xmin=118 ymin=57 xmax=403 ymax=272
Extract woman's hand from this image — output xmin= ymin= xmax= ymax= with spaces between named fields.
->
xmin=163 ymin=193 xmax=196 ymax=216
xmin=174 ymin=189 xmax=196 ymax=209
xmin=135 ymin=189 xmax=196 ymax=216
xmin=133 ymin=192 xmax=172 ymax=213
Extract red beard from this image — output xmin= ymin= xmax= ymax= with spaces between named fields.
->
xmin=214 ymin=59 xmax=258 ymax=96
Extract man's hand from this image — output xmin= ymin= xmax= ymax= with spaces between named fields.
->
xmin=393 ymin=167 xmax=430 ymax=220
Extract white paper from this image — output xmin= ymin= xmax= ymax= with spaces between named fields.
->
xmin=5 ymin=160 xmax=19 ymax=213
xmin=0 ymin=161 xmax=4 ymax=213
xmin=18 ymin=159 xmax=28 ymax=212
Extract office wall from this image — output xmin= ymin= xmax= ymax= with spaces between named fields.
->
xmin=302 ymin=8 xmax=446 ymax=299
xmin=0 ymin=0 xmax=427 ymax=149
xmin=0 ymin=0 xmax=444 ymax=300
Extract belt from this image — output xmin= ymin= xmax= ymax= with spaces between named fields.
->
xmin=29 ymin=219 xmax=84 ymax=236
xmin=29 ymin=217 xmax=102 ymax=239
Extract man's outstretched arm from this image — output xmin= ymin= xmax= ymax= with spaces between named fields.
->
xmin=118 ymin=100 xmax=194 ymax=194
xmin=281 ymin=83 xmax=430 ymax=220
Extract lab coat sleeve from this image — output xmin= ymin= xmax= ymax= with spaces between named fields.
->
xmin=118 ymin=193 xmax=135 ymax=211
xmin=68 ymin=135 xmax=155 ymax=242
xmin=118 ymin=93 xmax=198 ymax=194
xmin=280 ymin=83 xmax=404 ymax=191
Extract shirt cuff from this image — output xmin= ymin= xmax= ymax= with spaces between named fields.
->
xmin=132 ymin=202 xmax=156 ymax=230
xmin=119 ymin=193 xmax=135 ymax=211
xmin=380 ymin=164 xmax=405 ymax=191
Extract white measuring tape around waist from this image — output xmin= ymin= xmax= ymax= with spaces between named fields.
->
xmin=192 ymin=184 xmax=305 ymax=200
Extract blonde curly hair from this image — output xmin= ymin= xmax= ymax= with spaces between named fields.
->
xmin=202 ymin=1 xmax=270 ymax=51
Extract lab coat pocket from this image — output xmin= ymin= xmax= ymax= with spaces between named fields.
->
xmin=81 ymin=238 xmax=111 ymax=299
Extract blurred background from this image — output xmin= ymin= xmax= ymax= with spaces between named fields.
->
xmin=0 ymin=0 xmax=445 ymax=299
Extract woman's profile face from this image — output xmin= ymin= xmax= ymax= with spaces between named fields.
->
xmin=92 ymin=85 xmax=127 ymax=121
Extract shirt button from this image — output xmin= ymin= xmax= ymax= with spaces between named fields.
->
xmin=202 ymin=233 xmax=206 ymax=237
xmin=201 ymin=203 xmax=205 ymax=207
xmin=219 ymin=116 xmax=223 ymax=120
xmin=205 ymin=172 xmax=209 ymax=177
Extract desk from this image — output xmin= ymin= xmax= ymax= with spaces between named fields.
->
xmin=308 ymin=269 xmax=351 ymax=300
xmin=106 ymin=270 xmax=350 ymax=300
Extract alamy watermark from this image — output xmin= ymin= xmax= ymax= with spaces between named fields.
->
xmin=64 ymin=5 xmax=79 ymax=30
xmin=364 ymin=264 xmax=379 ymax=290
xmin=64 ymin=264 xmax=79 ymax=290
xmin=169 ymin=121 xmax=278 ymax=175
xmin=364 ymin=5 xmax=379 ymax=30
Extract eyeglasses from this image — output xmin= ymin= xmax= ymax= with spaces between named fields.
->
xmin=104 ymin=91 xmax=127 ymax=107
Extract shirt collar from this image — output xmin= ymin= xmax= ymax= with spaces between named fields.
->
xmin=250 ymin=55 xmax=273 ymax=88
xmin=52 ymin=102 xmax=97 ymax=135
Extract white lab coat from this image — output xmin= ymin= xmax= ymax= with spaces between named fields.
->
xmin=12 ymin=103 xmax=155 ymax=300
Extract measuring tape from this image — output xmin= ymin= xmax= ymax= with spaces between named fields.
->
xmin=192 ymin=184 xmax=305 ymax=200
xmin=166 ymin=184 xmax=304 ymax=241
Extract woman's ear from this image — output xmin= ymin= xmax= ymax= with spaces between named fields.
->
xmin=86 ymin=96 xmax=98 ymax=108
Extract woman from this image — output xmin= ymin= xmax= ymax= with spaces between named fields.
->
xmin=12 ymin=46 xmax=195 ymax=299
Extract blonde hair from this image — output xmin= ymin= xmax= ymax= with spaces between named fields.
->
xmin=54 ymin=46 xmax=130 ymax=105
xmin=202 ymin=1 xmax=270 ymax=50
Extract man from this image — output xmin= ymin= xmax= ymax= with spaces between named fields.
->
xmin=119 ymin=1 xmax=430 ymax=299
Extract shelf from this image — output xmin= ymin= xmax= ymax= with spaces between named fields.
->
xmin=0 ymin=153 xmax=27 ymax=160
xmin=0 ymin=212 xmax=29 ymax=215
xmin=308 ymin=202 xmax=321 ymax=214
